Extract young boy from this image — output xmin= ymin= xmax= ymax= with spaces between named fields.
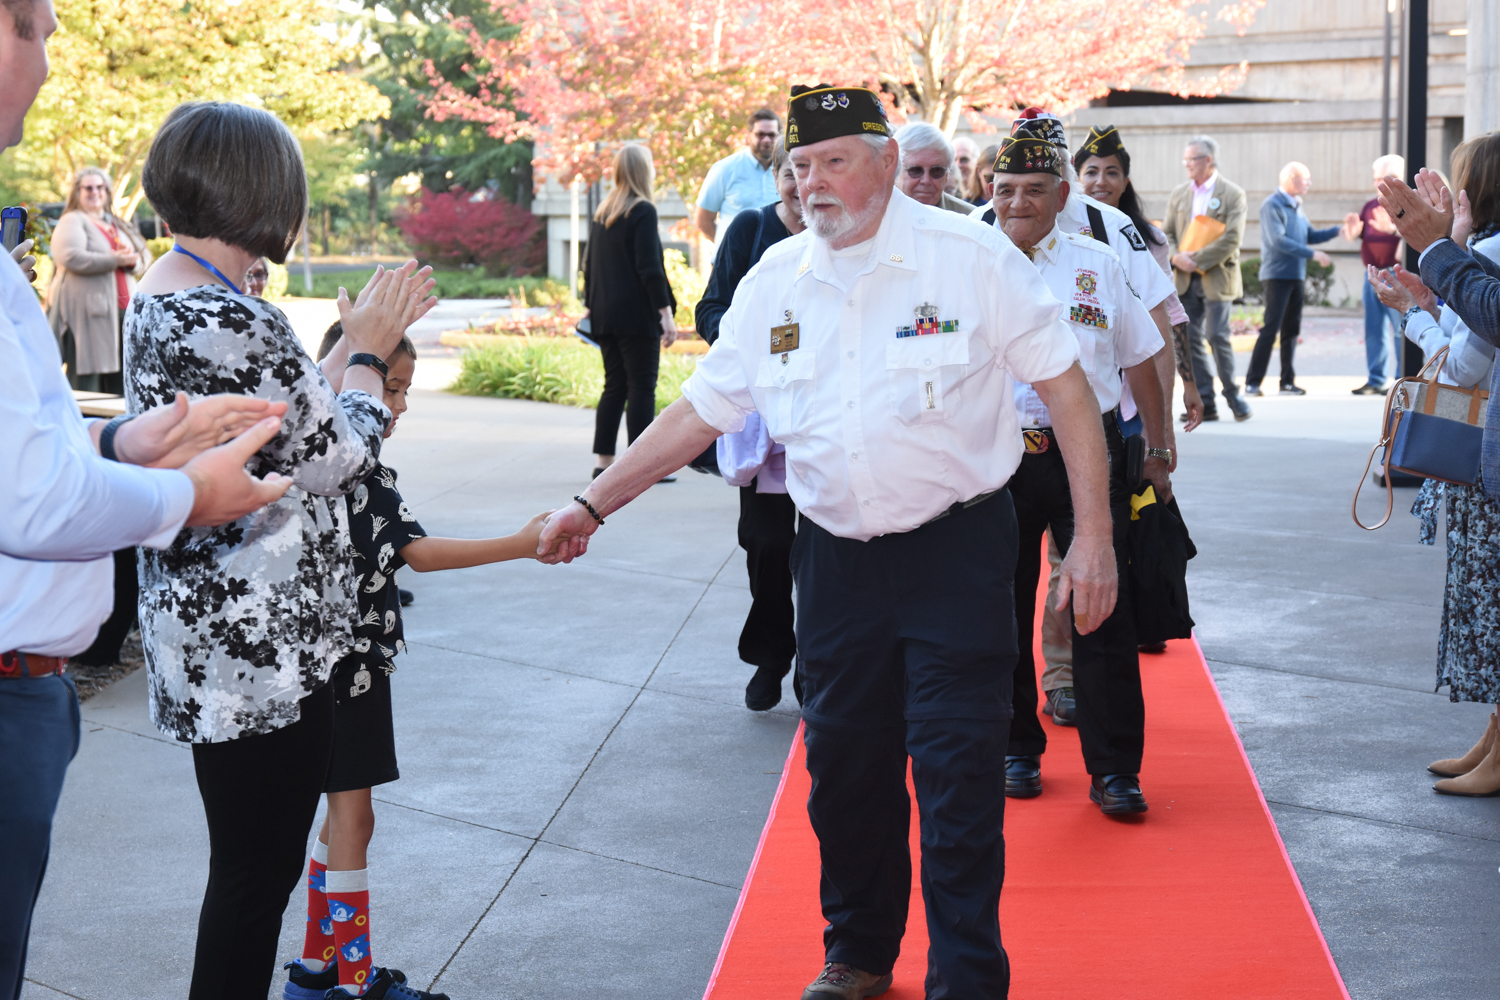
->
xmin=283 ymin=324 xmax=549 ymax=1000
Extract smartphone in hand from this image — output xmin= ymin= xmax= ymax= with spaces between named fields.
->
xmin=2 ymin=206 xmax=28 ymax=253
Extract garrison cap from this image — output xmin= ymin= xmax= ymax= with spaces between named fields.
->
xmin=992 ymin=134 xmax=1065 ymax=178
xmin=786 ymin=85 xmax=891 ymax=149
xmin=1010 ymin=107 xmax=1067 ymax=149
xmin=1081 ymin=124 xmax=1125 ymax=159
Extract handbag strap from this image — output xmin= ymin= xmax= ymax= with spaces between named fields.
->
xmin=1353 ymin=382 xmax=1403 ymax=530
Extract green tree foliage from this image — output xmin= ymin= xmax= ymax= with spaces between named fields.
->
xmin=9 ymin=0 xmax=389 ymax=214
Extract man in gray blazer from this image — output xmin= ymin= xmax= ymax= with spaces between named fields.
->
xmin=1163 ymin=135 xmax=1251 ymax=421
xmin=1379 ymin=170 xmax=1500 ymax=493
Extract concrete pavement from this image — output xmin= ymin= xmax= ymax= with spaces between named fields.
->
xmin=19 ymin=330 xmax=1500 ymax=999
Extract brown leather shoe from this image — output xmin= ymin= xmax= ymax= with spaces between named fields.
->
xmin=800 ymin=962 xmax=893 ymax=1000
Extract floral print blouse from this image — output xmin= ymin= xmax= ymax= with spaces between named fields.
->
xmin=124 ymin=285 xmax=390 ymax=743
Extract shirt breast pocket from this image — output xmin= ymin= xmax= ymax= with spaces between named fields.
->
xmin=885 ymin=336 xmax=969 ymax=425
xmin=753 ymin=351 xmax=817 ymax=440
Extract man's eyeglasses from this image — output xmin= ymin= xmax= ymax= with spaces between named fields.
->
xmin=1182 ymin=154 xmax=1208 ymax=165
xmin=905 ymin=165 xmax=948 ymax=180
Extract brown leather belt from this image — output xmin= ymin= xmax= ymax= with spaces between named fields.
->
xmin=0 ymin=651 xmax=67 ymax=679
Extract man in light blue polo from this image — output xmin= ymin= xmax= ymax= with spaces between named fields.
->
xmin=694 ymin=108 xmax=781 ymax=243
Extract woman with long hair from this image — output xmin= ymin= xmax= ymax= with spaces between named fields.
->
xmin=47 ymin=167 xmax=151 ymax=393
xmin=582 ymin=144 xmax=678 ymax=478
xmin=967 ymin=143 xmax=1000 ymax=205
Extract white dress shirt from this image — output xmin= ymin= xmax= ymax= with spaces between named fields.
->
xmin=1013 ymin=226 xmax=1163 ymax=426
xmin=682 ymin=190 xmax=1079 ymax=541
xmin=0 ymin=259 xmax=193 ymax=656
xmin=1191 ymin=172 xmax=1219 ymax=218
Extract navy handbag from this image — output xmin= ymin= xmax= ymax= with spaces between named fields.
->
xmin=1354 ymin=347 xmax=1488 ymax=529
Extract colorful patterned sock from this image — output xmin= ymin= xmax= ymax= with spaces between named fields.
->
xmin=301 ymin=839 xmax=337 ymax=972
xmin=326 ymin=868 xmax=374 ymax=994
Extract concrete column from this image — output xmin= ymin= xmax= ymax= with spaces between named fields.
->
xmin=1466 ymin=0 xmax=1500 ymax=139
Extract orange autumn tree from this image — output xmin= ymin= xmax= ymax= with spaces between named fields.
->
xmin=424 ymin=0 xmax=1263 ymax=187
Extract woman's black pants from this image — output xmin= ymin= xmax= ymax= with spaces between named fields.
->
xmin=188 ymin=685 xmax=333 ymax=1000
xmin=1245 ymin=277 xmax=1304 ymax=389
xmin=593 ymin=331 xmax=660 ymax=455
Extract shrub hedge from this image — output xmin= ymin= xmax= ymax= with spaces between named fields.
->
xmin=450 ymin=335 xmax=698 ymax=415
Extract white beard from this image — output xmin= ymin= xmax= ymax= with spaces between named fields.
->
xmin=801 ymin=193 xmax=882 ymax=244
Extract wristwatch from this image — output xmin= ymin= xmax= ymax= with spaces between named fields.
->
xmin=1147 ymin=447 xmax=1173 ymax=464
xmin=346 ymin=352 xmax=390 ymax=378
xmin=1400 ymin=304 xmax=1425 ymax=329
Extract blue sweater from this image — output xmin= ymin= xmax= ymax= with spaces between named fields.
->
xmin=1258 ymin=189 xmax=1339 ymax=281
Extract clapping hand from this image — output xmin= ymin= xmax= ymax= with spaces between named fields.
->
xmin=337 ymin=260 xmax=438 ymax=357
xmin=181 ymin=417 xmax=294 ymax=527
xmin=1366 ymin=265 xmax=1416 ymax=313
xmin=1453 ymin=189 xmax=1474 ymax=250
xmin=1376 ymin=169 xmax=1453 ymax=252
xmin=113 ymin=392 xmax=290 ymax=469
xmin=1389 ymin=264 xmax=1439 ymax=318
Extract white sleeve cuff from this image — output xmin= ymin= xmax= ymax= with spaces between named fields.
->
xmin=680 ymin=374 xmax=748 ymax=435
xmin=138 ymin=470 xmax=195 ymax=549
xmin=1418 ymin=238 xmax=1451 ymax=267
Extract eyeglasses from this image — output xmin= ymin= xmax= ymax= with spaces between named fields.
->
xmin=1182 ymin=154 xmax=1208 ymax=165
xmin=905 ymin=165 xmax=948 ymax=180
xmin=79 ymin=184 xmax=107 ymax=192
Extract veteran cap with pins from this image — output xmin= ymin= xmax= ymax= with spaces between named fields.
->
xmin=992 ymin=133 xmax=1065 ymax=178
xmin=1081 ymin=124 xmax=1125 ymax=160
xmin=785 ymin=84 xmax=891 ymax=149
xmin=1010 ymin=106 xmax=1067 ymax=149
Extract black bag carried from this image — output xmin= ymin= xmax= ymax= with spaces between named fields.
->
xmin=1127 ymin=485 xmax=1197 ymax=644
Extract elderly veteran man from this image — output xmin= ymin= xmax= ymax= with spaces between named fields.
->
xmin=987 ymin=132 xmax=1169 ymax=816
xmin=538 ymin=84 xmax=1117 ymax=1000
xmin=975 ymin=110 xmax=1199 ymax=443
xmin=894 ymin=120 xmax=975 ymax=216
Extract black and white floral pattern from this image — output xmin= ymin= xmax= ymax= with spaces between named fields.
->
xmin=124 ymin=285 xmax=390 ymax=742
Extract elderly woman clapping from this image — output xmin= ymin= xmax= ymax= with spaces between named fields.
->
xmin=126 ymin=101 xmax=436 ymax=1000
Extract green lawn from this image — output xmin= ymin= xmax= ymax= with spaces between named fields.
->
xmin=450 ymin=336 xmax=697 ymax=414
xmin=286 ymin=268 xmax=570 ymax=304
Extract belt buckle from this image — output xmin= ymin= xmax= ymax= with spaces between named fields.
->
xmin=0 ymin=651 xmax=21 ymax=679
xmin=1023 ymin=429 xmax=1050 ymax=454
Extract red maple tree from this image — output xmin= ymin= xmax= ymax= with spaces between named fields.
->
xmin=394 ymin=187 xmax=544 ymax=275
xmin=424 ymin=0 xmax=1264 ymax=188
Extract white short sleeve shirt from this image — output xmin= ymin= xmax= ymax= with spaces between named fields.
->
xmin=1014 ymin=227 xmax=1164 ymax=428
xmin=681 ymin=191 xmax=1080 ymax=541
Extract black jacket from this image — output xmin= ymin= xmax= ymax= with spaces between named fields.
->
xmin=695 ymin=203 xmax=791 ymax=345
xmin=582 ymin=200 xmax=676 ymax=338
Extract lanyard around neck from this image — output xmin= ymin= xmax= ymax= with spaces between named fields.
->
xmin=172 ymin=244 xmax=244 ymax=295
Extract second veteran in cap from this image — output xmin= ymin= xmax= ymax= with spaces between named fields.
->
xmin=988 ymin=131 xmax=1170 ymax=815
xmin=539 ymin=85 xmax=1119 ymax=1000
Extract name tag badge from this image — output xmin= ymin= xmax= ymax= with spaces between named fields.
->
xmin=771 ymin=309 xmax=800 ymax=364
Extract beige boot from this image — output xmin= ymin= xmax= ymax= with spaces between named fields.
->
xmin=1429 ymin=712 xmax=1498 ymax=777
xmin=1434 ymin=731 xmax=1500 ymax=796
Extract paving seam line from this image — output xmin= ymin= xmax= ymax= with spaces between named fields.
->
xmin=1204 ymin=657 xmax=1439 ymax=694
xmin=1265 ymin=798 xmax=1500 ymax=845
xmin=426 ymin=547 xmax=738 ymax=991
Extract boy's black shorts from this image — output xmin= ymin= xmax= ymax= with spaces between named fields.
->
xmin=325 ymin=653 xmax=400 ymax=793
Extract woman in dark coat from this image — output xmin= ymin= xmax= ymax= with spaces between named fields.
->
xmin=582 ymin=143 xmax=678 ymax=477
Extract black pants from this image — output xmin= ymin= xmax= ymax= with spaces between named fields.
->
xmin=1008 ymin=421 xmax=1144 ymax=776
xmin=794 ymin=495 xmax=1016 ymax=999
xmin=188 ymin=686 xmax=333 ymax=1000
xmin=592 ymin=331 xmax=660 ymax=455
xmin=737 ymin=483 xmax=797 ymax=674
xmin=72 ymin=548 xmax=138 ymax=666
xmin=1245 ymin=277 xmax=1304 ymax=388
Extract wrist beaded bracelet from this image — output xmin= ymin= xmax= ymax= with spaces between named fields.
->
xmin=573 ymin=495 xmax=605 ymax=525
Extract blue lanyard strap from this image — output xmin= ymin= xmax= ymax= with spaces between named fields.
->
xmin=172 ymin=244 xmax=244 ymax=295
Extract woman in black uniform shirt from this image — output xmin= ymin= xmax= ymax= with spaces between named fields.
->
xmin=582 ymin=144 xmax=678 ymax=478
xmin=695 ymin=140 xmax=806 ymax=711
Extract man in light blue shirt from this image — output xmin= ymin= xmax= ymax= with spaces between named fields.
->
xmin=0 ymin=3 xmax=295 ymax=993
xmin=694 ymin=108 xmax=781 ymax=243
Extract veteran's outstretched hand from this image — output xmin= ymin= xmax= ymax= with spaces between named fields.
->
xmin=537 ymin=501 xmax=599 ymax=564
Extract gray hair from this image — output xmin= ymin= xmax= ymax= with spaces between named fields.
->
xmin=1186 ymin=135 xmax=1219 ymax=164
xmin=894 ymin=122 xmax=953 ymax=168
xmin=1372 ymin=153 xmax=1405 ymax=179
xmin=1278 ymin=161 xmax=1310 ymax=186
xmin=862 ymin=134 xmax=896 ymax=159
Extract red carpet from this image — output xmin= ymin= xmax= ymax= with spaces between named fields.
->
xmin=704 ymin=609 xmax=1350 ymax=997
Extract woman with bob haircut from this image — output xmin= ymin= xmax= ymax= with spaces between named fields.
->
xmin=126 ymin=101 xmax=437 ymax=1000
xmin=581 ymin=142 xmax=678 ymax=479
